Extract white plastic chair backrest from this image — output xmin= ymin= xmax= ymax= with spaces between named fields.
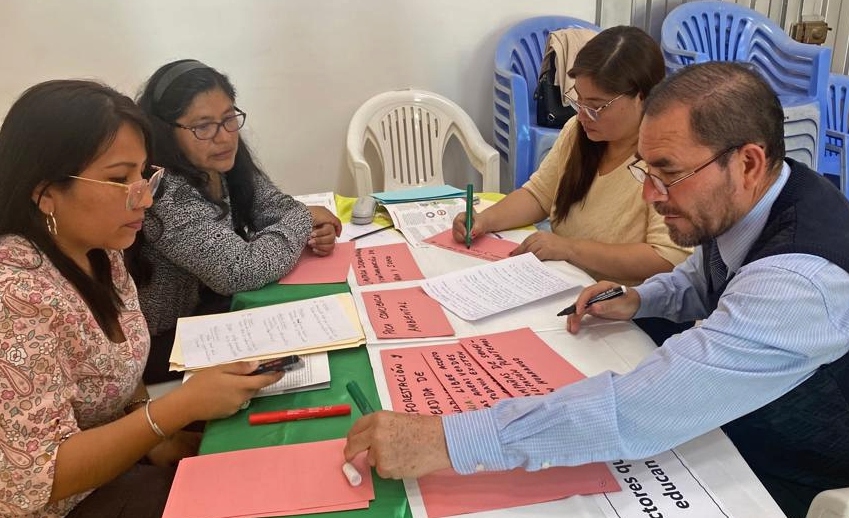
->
xmin=348 ymin=90 xmax=481 ymax=193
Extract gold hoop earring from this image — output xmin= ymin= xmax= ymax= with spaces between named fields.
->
xmin=46 ymin=212 xmax=58 ymax=236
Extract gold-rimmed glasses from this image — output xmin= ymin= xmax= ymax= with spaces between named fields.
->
xmin=563 ymin=88 xmax=625 ymax=122
xmin=628 ymin=146 xmax=741 ymax=196
xmin=68 ymin=166 xmax=164 ymax=210
xmin=169 ymin=108 xmax=246 ymax=140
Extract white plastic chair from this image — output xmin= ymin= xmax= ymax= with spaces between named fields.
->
xmin=808 ymin=488 xmax=849 ymax=518
xmin=346 ymin=89 xmax=500 ymax=197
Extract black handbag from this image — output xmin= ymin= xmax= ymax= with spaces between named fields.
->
xmin=533 ymin=52 xmax=576 ymax=128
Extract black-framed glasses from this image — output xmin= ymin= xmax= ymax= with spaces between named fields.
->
xmin=563 ymin=87 xmax=625 ymax=122
xmin=628 ymin=146 xmax=741 ymax=196
xmin=170 ymin=108 xmax=246 ymax=140
xmin=68 ymin=166 xmax=165 ymax=210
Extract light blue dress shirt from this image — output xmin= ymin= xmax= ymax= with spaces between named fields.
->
xmin=443 ymin=163 xmax=849 ymax=474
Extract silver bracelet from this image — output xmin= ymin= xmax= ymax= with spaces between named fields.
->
xmin=144 ymin=400 xmax=167 ymax=439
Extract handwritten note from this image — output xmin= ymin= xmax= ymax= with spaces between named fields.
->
xmin=162 ymin=438 xmax=373 ymax=518
xmin=461 ymin=328 xmax=586 ymax=397
xmin=176 ymin=294 xmax=362 ymax=369
xmin=421 ymin=252 xmax=576 ymax=320
xmin=379 ymin=329 xmax=619 ymax=518
xmin=424 ymin=229 xmax=516 ymax=261
xmin=353 ymin=243 xmax=424 ymax=285
xmin=279 ymin=242 xmax=355 ymax=285
xmin=361 ymin=287 xmax=454 ymax=339
xmin=423 ymin=344 xmax=512 ymax=411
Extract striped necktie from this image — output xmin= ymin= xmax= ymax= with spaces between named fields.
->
xmin=709 ymin=242 xmax=728 ymax=292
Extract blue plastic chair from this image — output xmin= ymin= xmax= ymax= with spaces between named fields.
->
xmin=661 ymin=1 xmax=831 ymax=170
xmin=494 ymin=16 xmax=600 ymax=191
xmin=822 ymin=74 xmax=849 ymax=195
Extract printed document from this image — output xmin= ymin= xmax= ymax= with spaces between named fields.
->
xmin=293 ymin=191 xmax=338 ymax=215
xmin=384 ymin=199 xmax=467 ymax=246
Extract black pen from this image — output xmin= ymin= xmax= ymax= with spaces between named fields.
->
xmin=556 ymin=286 xmax=627 ymax=316
xmin=350 ymin=224 xmax=395 ymax=241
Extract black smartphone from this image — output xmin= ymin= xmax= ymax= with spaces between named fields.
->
xmin=251 ymin=355 xmax=304 ymax=375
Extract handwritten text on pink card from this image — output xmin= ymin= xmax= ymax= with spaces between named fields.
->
xmin=423 ymin=345 xmax=511 ymax=411
xmin=424 ymin=229 xmax=517 ymax=261
xmin=461 ymin=327 xmax=586 ymax=397
xmin=353 ymin=242 xmax=424 ymax=285
xmin=379 ymin=330 xmax=620 ymax=518
xmin=361 ymin=287 xmax=454 ymax=339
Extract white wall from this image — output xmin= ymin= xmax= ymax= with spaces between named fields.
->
xmin=0 ymin=1 xmax=595 ymax=196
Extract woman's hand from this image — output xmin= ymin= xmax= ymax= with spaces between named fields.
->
xmin=177 ymin=361 xmax=283 ymax=422
xmin=307 ymin=206 xmax=342 ymax=256
xmin=452 ymin=210 xmax=488 ymax=244
xmin=145 ymin=430 xmax=202 ymax=467
xmin=510 ymin=231 xmax=571 ymax=261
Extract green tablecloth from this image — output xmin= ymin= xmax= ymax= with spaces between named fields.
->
xmin=202 ymin=282 xmax=411 ymax=518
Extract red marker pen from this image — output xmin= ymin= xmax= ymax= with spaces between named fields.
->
xmin=248 ymin=404 xmax=351 ymax=425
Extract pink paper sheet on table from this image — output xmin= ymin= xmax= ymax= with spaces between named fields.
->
xmin=279 ymin=242 xmax=356 ymax=284
xmin=361 ymin=287 xmax=454 ymax=339
xmin=380 ymin=328 xmax=619 ymax=518
xmin=423 ymin=229 xmax=517 ymax=261
xmin=353 ymin=242 xmax=424 ymax=285
xmin=162 ymin=438 xmax=373 ymax=518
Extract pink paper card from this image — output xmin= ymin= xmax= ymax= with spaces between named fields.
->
xmin=422 ymin=345 xmax=511 ymax=411
xmin=381 ymin=345 xmax=462 ymax=415
xmin=279 ymin=242 xmax=356 ymax=284
xmin=423 ymin=229 xmax=517 ymax=261
xmin=162 ymin=438 xmax=373 ymax=518
xmin=361 ymin=287 xmax=455 ymax=339
xmin=380 ymin=332 xmax=620 ymax=517
xmin=418 ymin=464 xmax=619 ymax=518
xmin=460 ymin=327 xmax=586 ymax=397
xmin=352 ymin=242 xmax=424 ymax=285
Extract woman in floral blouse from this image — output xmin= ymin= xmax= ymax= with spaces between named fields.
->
xmin=0 ymin=80 xmax=282 ymax=517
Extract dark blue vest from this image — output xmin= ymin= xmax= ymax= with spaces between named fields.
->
xmin=704 ymin=160 xmax=849 ymax=513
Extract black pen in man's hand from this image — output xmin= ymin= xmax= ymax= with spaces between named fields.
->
xmin=556 ymin=286 xmax=627 ymax=316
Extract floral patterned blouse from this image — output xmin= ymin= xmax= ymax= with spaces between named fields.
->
xmin=0 ymin=235 xmax=149 ymax=517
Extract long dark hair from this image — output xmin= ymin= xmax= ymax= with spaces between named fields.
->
xmin=0 ymin=80 xmax=153 ymax=332
xmin=552 ymin=26 xmax=665 ymax=223
xmin=130 ymin=60 xmax=266 ymax=285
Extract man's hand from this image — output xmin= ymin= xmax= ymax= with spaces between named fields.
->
xmin=344 ymin=411 xmax=451 ymax=479
xmin=566 ymin=281 xmax=640 ymax=334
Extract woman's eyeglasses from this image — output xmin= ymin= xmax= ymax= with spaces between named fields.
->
xmin=563 ymin=88 xmax=625 ymax=122
xmin=68 ymin=166 xmax=164 ymax=210
xmin=169 ymin=108 xmax=247 ymax=140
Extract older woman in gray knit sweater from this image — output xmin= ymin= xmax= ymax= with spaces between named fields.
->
xmin=131 ymin=60 xmax=341 ymax=384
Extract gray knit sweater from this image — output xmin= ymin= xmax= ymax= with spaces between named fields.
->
xmin=138 ymin=172 xmax=312 ymax=336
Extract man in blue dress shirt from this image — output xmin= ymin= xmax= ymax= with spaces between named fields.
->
xmin=344 ymin=62 xmax=849 ymax=518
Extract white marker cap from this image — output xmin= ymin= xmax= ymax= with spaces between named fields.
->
xmin=342 ymin=461 xmax=362 ymax=486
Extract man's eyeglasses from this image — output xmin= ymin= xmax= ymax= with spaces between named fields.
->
xmin=563 ymin=88 xmax=625 ymax=122
xmin=628 ymin=146 xmax=741 ymax=196
xmin=170 ymin=108 xmax=246 ymax=140
xmin=69 ymin=166 xmax=164 ymax=210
